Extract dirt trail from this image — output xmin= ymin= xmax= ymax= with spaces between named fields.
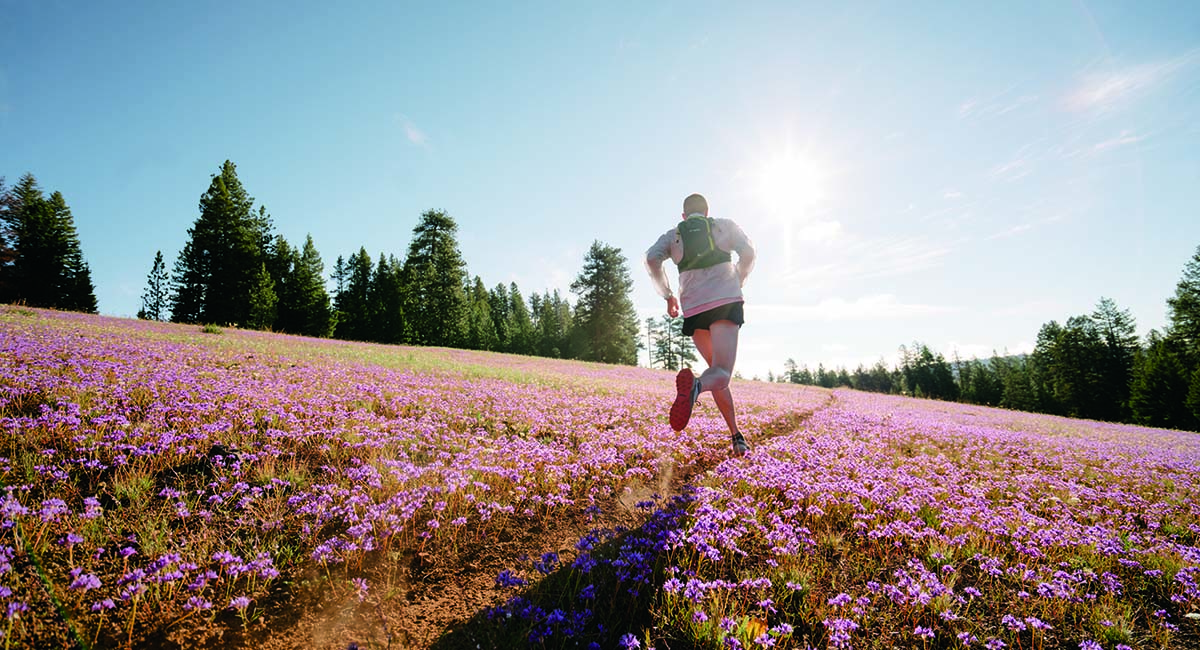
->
xmin=243 ymin=392 xmax=838 ymax=650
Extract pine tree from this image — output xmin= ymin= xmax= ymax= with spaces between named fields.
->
xmin=334 ymin=248 xmax=373 ymax=341
xmin=899 ymin=343 xmax=958 ymax=400
xmin=507 ymin=282 xmax=535 ymax=355
xmin=3 ymin=175 xmax=50 ymax=305
xmin=1167 ymin=245 xmax=1200 ymax=361
xmin=996 ymin=355 xmax=1038 ymax=412
xmin=294 ymin=235 xmax=334 ymax=338
xmin=570 ymin=241 xmax=640 ymax=365
xmin=1188 ymin=365 xmax=1200 ymax=426
xmin=466 ymin=276 xmax=499 ymax=351
xmin=536 ymin=289 xmax=572 ymax=358
xmin=266 ymin=236 xmax=299 ymax=332
xmin=402 ymin=210 xmax=468 ymax=347
xmin=1091 ymin=297 xmax=1139 ymax=421
xmin=489 ymin=283 xmax=512 ymax=351
xmin=169 ymin=161 xmax=267 ymax=326
xmin=0 ymin=175 xmax=96 ymax=311
xmin=1129 ymin=331 xmax=1195 ymax=430
xmin=0 ymin=177 xmax=16 ymax=298
xmin=650 ymin=316 xmax=696 ymax=370
xmin=46 ymin=191 xmax=97 ymax=312
xmin=274 ymin=234 xmax=333 ymax=337
xmin=371 ymin=253 xmax=407 ymax=344
xmin=645 ymin=317 xmax=661 ymax=367
xmin=245 ymin=263 xmax=277 ymax=331
xmin=332 ymin=255 xmax=347 ymax=297
xmin=138 ymin=251 xmax=170 ymax=320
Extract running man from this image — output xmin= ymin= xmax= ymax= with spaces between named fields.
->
xmin=645 ymin=193 xmax=756 ymax=455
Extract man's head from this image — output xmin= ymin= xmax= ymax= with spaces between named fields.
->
xmin=682 ymin=193 xmax=708 ymax=219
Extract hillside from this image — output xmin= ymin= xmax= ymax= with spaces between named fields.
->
xmin=1 ymin=306 xmax=1198 ymax=649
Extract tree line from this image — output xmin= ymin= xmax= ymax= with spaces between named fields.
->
xmin=0 ymin=175 xmax=98 ymax=312
xmin=774 ymin=253 xmax=1200 ymax=432
xmin=138 ymin=161 xmax=643 ymax=365
xmin=7 ymin=162 xmax=1198 ymax=433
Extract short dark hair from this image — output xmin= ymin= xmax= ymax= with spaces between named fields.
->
xmin=683 ymin=193 xmax=708 ymax=216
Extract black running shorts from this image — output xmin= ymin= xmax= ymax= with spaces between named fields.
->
xmin=682 ymin=301 xmax=744 ymax=336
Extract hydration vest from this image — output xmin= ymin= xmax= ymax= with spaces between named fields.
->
xmin=676 ymin=215 xmax=731 ymax=271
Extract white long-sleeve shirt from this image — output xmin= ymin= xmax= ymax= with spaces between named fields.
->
xmin=645 ymin=218 xmax=756 ymax=318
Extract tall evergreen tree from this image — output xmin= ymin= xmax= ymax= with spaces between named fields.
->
xmin=266 ymin=236 xmax=300 ymax=331
xmin=332 ymin=255 xmax=347 ymax=297
xmin=465 ymin=276 xmax=499 ymax=351
xmin=570 ymin=241 xmax=640 ymax=365
xmin=402 ymin=209 xmax=468 ymax=347
xmin=46 ymin=191 xmax=97 ymax=312
xmin=138 ymin=251 xmax=170 ymax=321
xmin=245 ymin=263 xmax=278 ymax=331
xmin=0 ymin=175 xmax=96 ymax=311
xmin=958 ymin=357 xmax=1004 ymax=406
xmin=536 ymin=289 xmax=572 ymax=358
xmin=0 ymin=178 xmax=15 ymax=298
xmin=1130 ymin=331 xmax=1195 ymax=430
xmin=1032 ymin=317 xmax=1108 ymax=418
xmin=989 ymin=354 xmax=1036 ymax=412
xmin=899 ymin=343 xmax=958 ymax=400
xmin=371 ymin=253 xmax=407 ymax=344
xmin=650 ymin=316 xmax=696 ymax=370
xmin=334 ymin=248 xmax=373 ymax=341
xmin=282 ymin=235 xmax=334 ymax=337
xmin=1167 ymin=245 xmax=1200 ymax=360
xmin=2 ymin=175 xmax=49 ymax=305
xmin=489 ymin=283 xmax=512 ymax=351
xmin=507 ymin=282 xmax=535 ymax=355
xmin=1091 ymin=297 xmax=1139 ymax=421
xmin=170 ymin=161 xmax=266 ymax=325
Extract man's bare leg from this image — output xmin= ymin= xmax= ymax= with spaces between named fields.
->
xmin=692 ymin=321 xmax=748 ymax=453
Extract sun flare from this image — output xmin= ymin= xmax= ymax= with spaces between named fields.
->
xmin=751 ymin=152 xmax=828 ymax=215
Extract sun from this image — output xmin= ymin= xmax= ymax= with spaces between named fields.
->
xmin=750 ymin=151 xmax=828 ymax=216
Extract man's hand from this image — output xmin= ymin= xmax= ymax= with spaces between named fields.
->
xmin=666 ymin=295 xmax=680 ymax=318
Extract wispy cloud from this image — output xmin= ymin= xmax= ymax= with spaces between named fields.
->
xmin=989 ymin=143 xmax=1039 ymax=182
xmin=985 ymin=223 xmax=1033 ymax=241
xmin=1063 ymin=50 xmax=1199 ymax=113
xmin=942 ymin=189 xmax=964 ymax=200
xmin=1090 ymin=130 xmax=1145 ymax=153
xmin=959 ymin=82 xmax=1039 ymax=121
xmin=785 ymin=234 xmax=956 ymax=287
xmin=395 ymin=113 xmax=428 ymax=147
xmin=756 ymin=294 xmax=955 ymax=322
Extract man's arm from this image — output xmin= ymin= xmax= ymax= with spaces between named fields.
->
xmin=645 ymin=231 xmax=680 ymax=316
xmin=723 ymin=220 xmax=756 ymax=286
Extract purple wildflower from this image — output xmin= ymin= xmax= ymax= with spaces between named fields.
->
xmin=69 ymin=570 xmax=102 ymax=591
xmin=495 ymin=569 xmax=527 ymax=588
xmin=5 ymin=602 xmax=27 ymax=620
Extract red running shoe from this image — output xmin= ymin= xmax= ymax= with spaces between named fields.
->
xmin=670 ymin=368 xmax=699 ymax=431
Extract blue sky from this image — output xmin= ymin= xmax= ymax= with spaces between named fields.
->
xmin=3 ymin=1 xmax=1198 ymax=379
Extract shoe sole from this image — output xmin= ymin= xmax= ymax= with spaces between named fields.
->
xmin=670 ymin=368 xmax=695 ymax=431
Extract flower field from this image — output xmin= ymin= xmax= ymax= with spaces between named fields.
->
xmin=1 ymin=306 xmax=1198 ymax=649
